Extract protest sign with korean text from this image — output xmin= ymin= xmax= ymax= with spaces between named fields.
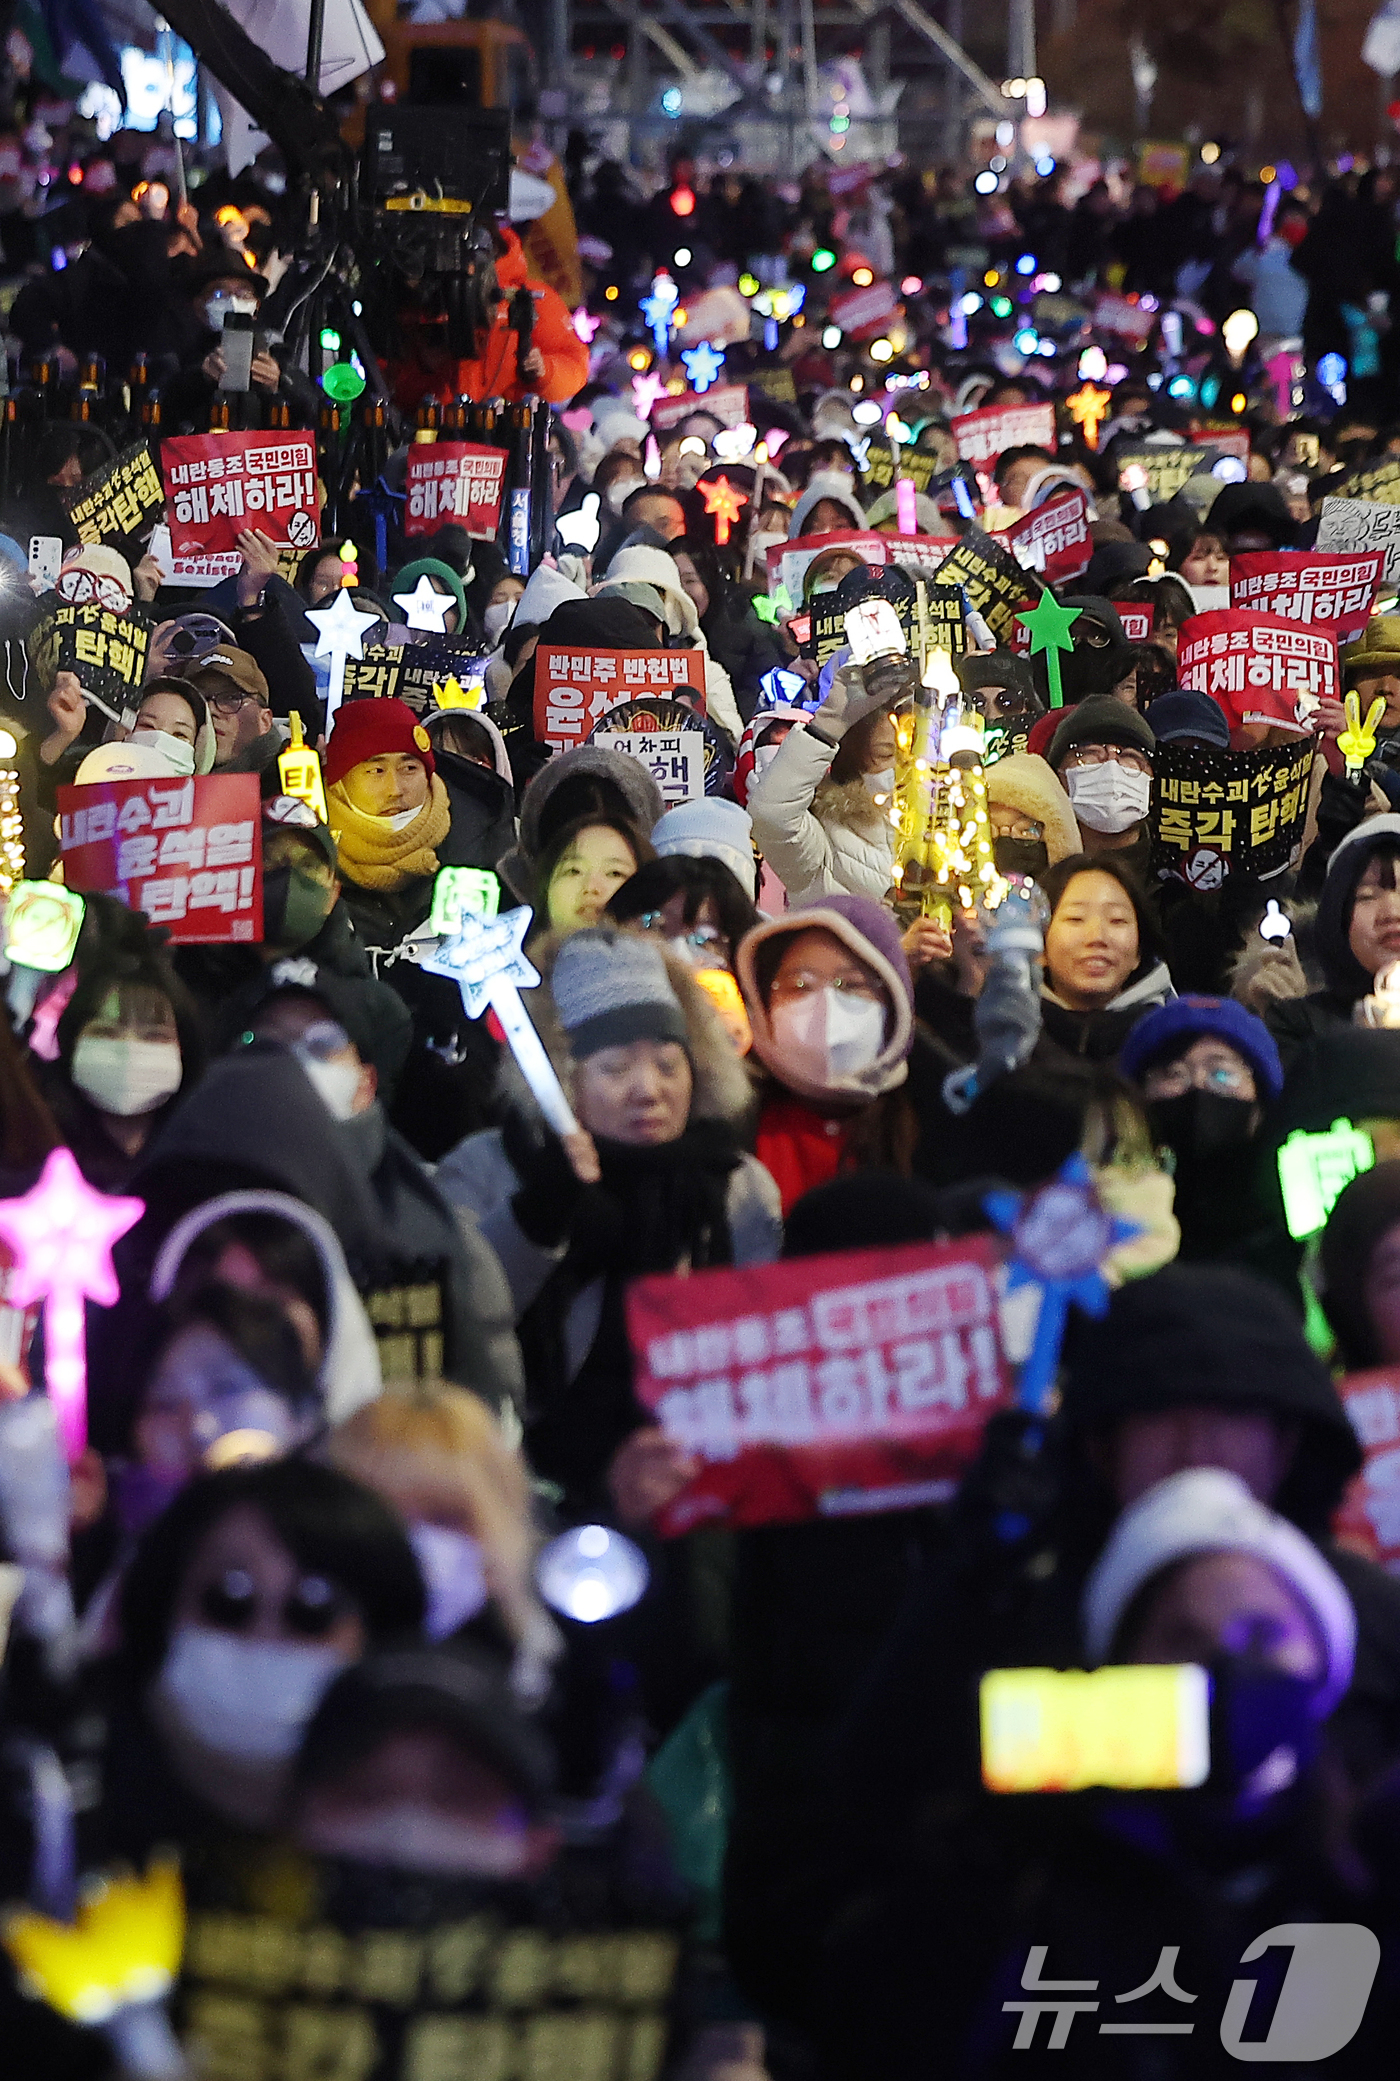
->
xmin=341 ymin=644 xmax=488 ymax=718
xmin=60 ymin=441 xmax=164 ymax=548
xmin=950 ymin=401 xmax=1056 ymax=468
xmin=1338 ymin=455 xmax=1400 ymax=505
xmin=1334 ymin=1369 xmax=1400 ymax=1573
xmin=588 ymin=696 xmax=733 ymax=796
xmin=807 ymin=580 xmax=965 ymax=666
xmin=534 ymin=646 xmax=706 ymax=754
xmin=1229 ymin=551 xmax=1382 ymax=644
xmin=162 ymin=433 xmax=319 ymax=583
xmin=1115 ymin=605 xmax=1153 ymax=645
xmin=1316 ymin=496 xmax=1400 ymax=585
xmin=767 ymin=530 xmax=888 ymax=608
xmin=651 ymin=383 xmax=750 ymax=433
xmin=826 ymin=280 xmax=899 ymax=337
xmin=628 ymin=1234 xmax=1012 ymax=1532
xmin=1090 ymin=293 xmax=1157 ymax=345
xmin=1192 ymin=425 xmax=1251 ymax=463
xmin=1177 ymin=609 xmax=1336 ymax=737
xmin=58 ymin=772 xmax=262 ymax=945
xmin=1007 ymin=489 xmax=1092 ymax=585
xmin=1116 ymin=444 xmax=1214 ymax=505
xmin=593 ymin=728 xmax=704 ymax=806
xmin=404 ymin=443 xmax=507 ymax=541
xmin=27 ymin=600 xmax=152 ymax=720
xmin=936 ymin=526 xmax=1037 ymax=645
xmin=1150 ymin=737 xmax=1315 ymax=891
xmin=858 ymin=439 xmax=939 ymax=495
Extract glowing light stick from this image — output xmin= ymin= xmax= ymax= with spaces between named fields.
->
xmin=392 ymin=575 xmax=455 ymax=633
xmin=681 ymin=341 xmax=725 ymax=392
xmin=429 ymin=866 xmax=500 ymax=934
xmin=417 ymin=906 xmax=579 ymax=1137
xmin=3 ymin=1855 xmax=184 ymax=2025
xmin=1066 ymin=382 xmax=1112 ymax=449
xmin=631 ymin=371 xmax=668 ymax=418
xmin=276 ymin=711 xmax=328 ymax=822
xmin=0 ymin=728 xmax=24 ymax=890
xmin=1016 ymin=587 xmax=1081 ymax=710
xmin=306 ymin=587 xmax=379 ymax=728
xmin=1277 ymin=1119 xmax=1374 ymax=1240
xmin=640 ymin=274 xmax=680 ymax=355
xmin=896 ymin=478 xmax=918 ymax=535
xmin=4 ymin=883 xmax=83 ymax=972
xmin=573 ymin=307 xmax=601 ymax=344
xmin=700 ymin=474 xmax=748 ymax=546
xmin=1338 ymin=691 xmax=1387 ymax=776
xmin=1259 ymin=899 xmax=1292 ymax=942
xmin=0 ymin=1149 xmax=143 ymax=1462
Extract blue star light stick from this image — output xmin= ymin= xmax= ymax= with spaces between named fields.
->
xmin=681 ymin=341 xmax=725 ymax=392
xmin=418 ymin=907 xmax=580 ymax=1138
xmin=640 ymin=275 xmax=680 ymax=355
xmin=983 ymin=1156 xmax=1141 ymax=1414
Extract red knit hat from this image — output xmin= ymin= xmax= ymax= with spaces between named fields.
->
xmin=325 ymin=698 xmax=435 ymax=789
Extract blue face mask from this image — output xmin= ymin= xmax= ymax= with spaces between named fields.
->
xmin=1212 ymin=1659 xmax=1325 ymax=1812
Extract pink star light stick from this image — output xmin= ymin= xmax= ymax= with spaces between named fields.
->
xmin=0 ymin=1149 xmax=143 ymax=1462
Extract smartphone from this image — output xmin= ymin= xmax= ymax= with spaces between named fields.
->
xmin=145 ymin=523 xmax=174 ymax=583
xmin=844 ymin=598 xmax=907 ymax=665
xmin=27 ymin=536 xmax=61 ymax=591
xmin=980 ymin=1664 xmax=1210 ymax=1794
xmin=219 ymin=312 xmax=255 ymax=393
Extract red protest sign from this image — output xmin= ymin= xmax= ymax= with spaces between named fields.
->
xmin=533 ymin=646 xmax=706 ymax=754
xmin=1334 ymin=1369 xmax=1400 ymax=1572
xmin=627 ymin=1235 xmax=1013 ymax=1533
xmin=1193 ymin=426 xmax=1250 ymax=463
xmin=1178 ymin=609 xmax=1336 ymax=738
xmin=950 ymin=401 xmax=1056 ymax=467
xmin=651 ymin=383 xmax=750 ymax=432
xmin=404 ymin=443 xmax=507 ymax=541
xmin=58 ymin=772 xmax=262 ymax=945
xmin=1229 ymin=551 xmax=1383 ymax=646
xmin=827 ymin=280 xmax=900 ymax=338
xmin=1116 ymin=605 xmax=1153 ymax=644
xmin=162 ymin=433 xmax=318 ymax=583
xmin=1007 ymin=489 xmax=1092 ymax=585
xmin=767 ymin=529 xmax=888 ymax=605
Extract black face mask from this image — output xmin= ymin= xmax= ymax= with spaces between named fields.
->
xmin=1148 ymin=1090 xmax=1257 ymax=1164
xmin=994 ymin=835 xmax=1049 ymax=879
xmin=261 ymin=863 xmax=333 ymax=951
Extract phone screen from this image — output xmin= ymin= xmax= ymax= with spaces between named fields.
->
xmin=980 ymin=1664 xmax=1211 ymax=1793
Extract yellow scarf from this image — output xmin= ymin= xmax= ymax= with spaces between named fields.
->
xmin=328 ymin=776 xmax=452 ymax=891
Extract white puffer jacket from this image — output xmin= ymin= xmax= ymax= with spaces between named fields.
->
xmin=746 ymin=721 xmax=896 ymax=904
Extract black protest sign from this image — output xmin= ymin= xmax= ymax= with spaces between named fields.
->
xmin=341 ymin=644 xmax=488 ymax=718
xmin=860 ymin=440 xmax=938 ymax=494
xmin=60 ymin=441 xmax=164 ymax=549
xmin=749 ymin=369 xmax=797 ymax=405
xmin=807 ymin=581 xmax=967 ymax=665
xmin=935 ymin=526 xmax=1036 ymax=644
xmin=1338 ymin=456 xmax=1400 ymax=505
xmin=27 ymin=598 xmax=153 ymax=719
xmin=1150 ymin=737 xmax=1315 ymax=891
xmin=1116 ymin=444 xmax=1217 ymax=504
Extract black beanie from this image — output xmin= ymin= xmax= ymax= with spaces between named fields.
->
xmin=1038 ymin=596 xmax=1132 ymax=707
xmin=1314 ymin=817 xmax=1400 ymax=999
xmin=784 ymin=1170 xmax=943 ymax=1259
xmin=1060 ymin=1263 xmax=1361 ymax=1532
xmin=1320 ymin=1159 xmax=1400 ymax=1369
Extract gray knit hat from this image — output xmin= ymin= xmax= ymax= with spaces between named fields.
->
xmin=552 ymin=927 xmax=688 ymax=1058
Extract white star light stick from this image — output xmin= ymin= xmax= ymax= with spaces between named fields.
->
xmin=418 ymin=907 xmax=580 ymax=1137
xmin=392 ymin=575 xmax=455 ymax=633
xmin=306 ymin=588 xmax=380 ymax=726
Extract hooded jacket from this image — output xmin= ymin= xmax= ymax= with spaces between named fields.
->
xmin=148 ymin=1188 xmax=382 ymax=1426
xmin=1040 ymin=955 xmax=1176 ymax=1060
xmin=788 ymin=472 xmax=868 ymax=538
xmin=423 ymin=708 xmax=518 ymax=873
xmin=1266 ymin=815 xmax=1400 ymax=1069
xmin=746 ymin=716 xmax=895 ymax=904
xmin=497 ymin=742 xmax=664 ymax=905
xmin=451 ymin=228 xmax=590 ymax=406
xmin=592 ymin=546 xmax=743 ymax=744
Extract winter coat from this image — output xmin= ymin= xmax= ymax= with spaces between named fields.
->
xmin=592 ymin=546 xmax=744 ymax=744
xmin=1039 ymin=958 xmax=1176 ymax=1060
xmin=746 ymin=723 xmax=895 ymax=904
xmin=450 ymin=228 xmax=590 ymax=406
xmin=431 ymin=709 xmax=518 ymax=872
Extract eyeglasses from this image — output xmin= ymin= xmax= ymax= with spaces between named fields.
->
xmin=638 ymin=911 xmax=726 ymax=957
xmin=770 ymin=968 xmax=883 ymax=1002
xmin=990 ymin=815 xmax=1044 ymax=840
xmin=205 ymin=687 xmax=265 ymax=716
xmin=57 ymin=569 xmax=130 ymax=613
xmin=199 ymin=1566 xmax=350 ymax=1638
xmin=1143 ymin=1058 xmax=1256 ymax=1099
xmin=1061 ymin=743 xmax=1153 ymax=776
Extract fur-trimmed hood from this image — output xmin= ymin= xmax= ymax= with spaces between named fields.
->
xmin=506 ymin=928 xmax=754 ymax=1126
xmin=737 ymin=896 xmax=915 ymax=1104
xmin=813 ymin=772 xmax=890 ymax=838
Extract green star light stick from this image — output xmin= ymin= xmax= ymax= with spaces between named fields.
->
xmin=1016 ymin=588 xmax=1082 ymax=710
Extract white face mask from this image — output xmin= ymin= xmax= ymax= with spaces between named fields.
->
xmin=306 ymin=1802 xmax=532 ymax=1875
xmin=607 ymin=478 xmax=645 ymax=513
xmin=1065 ymin=761 xmax=1152 ymax=834
xmin=204 ymin=294 xmax=257 ymax=330
xmin=409 ymin=1522 xmax=489 ymax=1641
xmin=154 ymin=1626 xmax=347 ymax=1764
xmin=382 ymin=804 xmax=423 ymax=832
xmin=483 ymin=601 xmax=515 ymax=644
xmin=129 ymin=727 xmax=195 ymax=777
xmin=70 ymin=1036 xmax=181 ymax=1116
xmin=770 ymin=987 xmax=886 ymax=1087
xmin=752 ymin=531 xmax=786 ymax=556
xmin=301 ymin=1055 xmax=363 ymax=1122
xmin=862 ymin=766 xmax=895 ymax=799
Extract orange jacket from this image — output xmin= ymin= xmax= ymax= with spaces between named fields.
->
xmin=454 ymin=229 xmax=589 ymax=406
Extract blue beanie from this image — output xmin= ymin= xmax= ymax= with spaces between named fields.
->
xmin=1145 ymin=688 xmax=1231 ymax=749
xmin=1119 ymin=994 xmax=1284 ymax=1100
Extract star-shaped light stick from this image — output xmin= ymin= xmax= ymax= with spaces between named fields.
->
xmin=681 ymin=340 xmax=725 ymax=392
xmin=640 ymin=274 xmax=680 ymax=355
xmin=1016 ymin=587 xmax=1081 ymax=710
xmin=631 ymin=371 xmax=668 ymax=420
xmin=0 ymin=1148 xmax=143 ymax=1461
xmin=392 ymin=574 xmax=455 ymax=634
xmin=418 ymin=906 xmax=579 ymax=1137
xmin=306 ymin=587 xmax=380 ymax=727
xmin=700 ymin=474 xmax=749 ymax=546
xmin=983 ymin=1155 xmax=1139 ymax=1415
xmin=1338 ymin=691 xmax=1387 ymax=776
xmin=1066 ymin=382 xmax=1113 ymax=450
xmin=573 ymin=306 xmax=601 ymax=345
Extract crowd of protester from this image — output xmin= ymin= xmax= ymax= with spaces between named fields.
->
xmin=3 ymin=89 xmax=1400 ymax=2081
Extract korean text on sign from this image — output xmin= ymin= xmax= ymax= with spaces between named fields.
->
xmin=57 ymin=772 xmax=263 ymax=946
xmin=1007 ymin=489 xmax=1092 ymax=585
xmin=162 ymin=433 xmax=319 ymax=580
xmin=950 ymin=402 xmax=1056 ymax=467
xmin=1150 ymin=737 xmax=1315 ymax=891
xmin=1176 ymin=609 xmax=1337 ymax=735
xmin=404 ymin=444 xmax=508 ymax=541
xmin=593 ymin=728 xmax=705 ymax=806
xmin=61 ymin=441 xmax=164 ymax=548
xmin=1336 ymin=1368 xmax=1400 ymax=1573
xmin=627 ymin=1235 xmax=1012 ymax=1532
xmin=1229 ymin=551 xmax=1383 ymax=645
xmin=533 ymin=646 xmax=706 ymax=754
